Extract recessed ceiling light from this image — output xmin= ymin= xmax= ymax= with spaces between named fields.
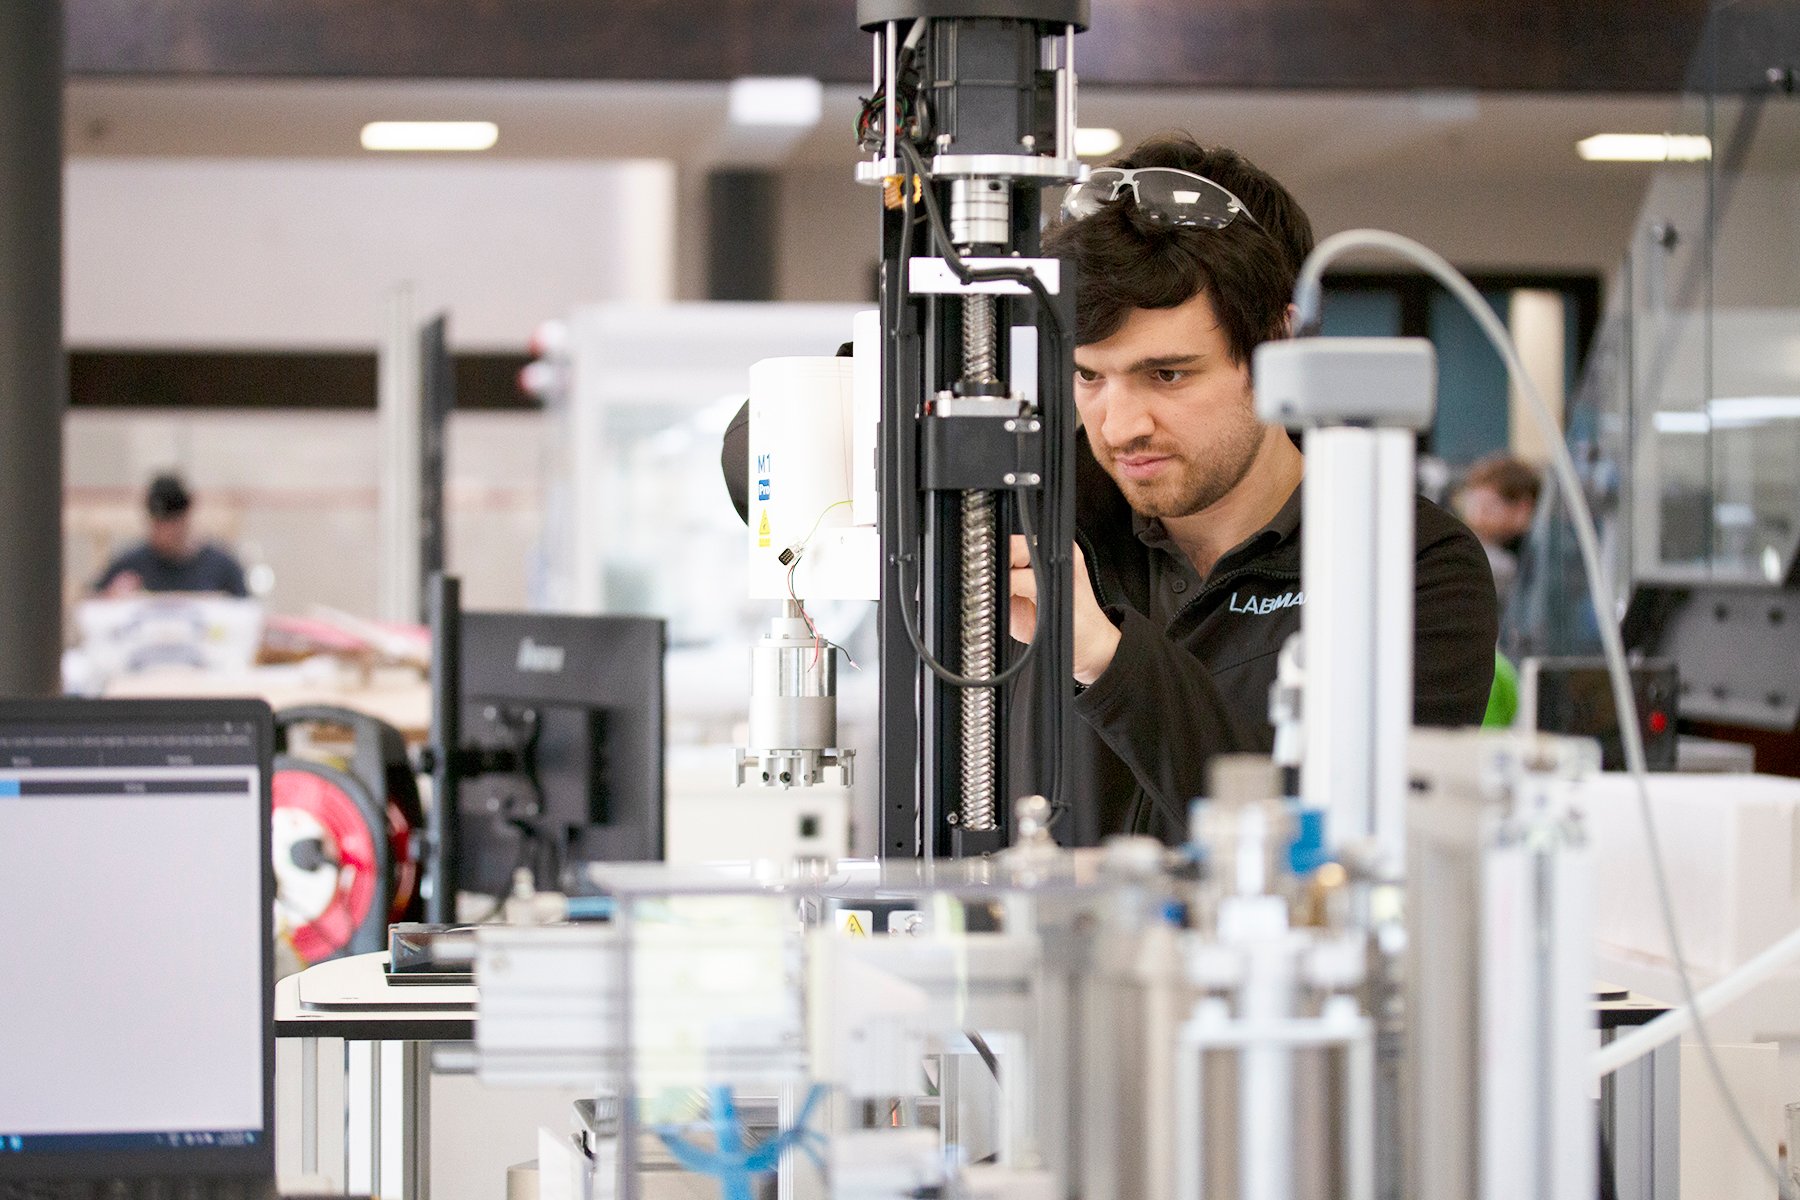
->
xmin=360 ymin=121 xmax=498 ymax=152
xmin=1577 ymin=133 xmax=1711 ymax=163
xmin=727 ymin=77 xmax=824 ymax=129
xmin=1652 ymin=397 xmax=1800 ymax=434
xmin=1074 ymin=127 xmax=1123 ymax=158
xmin=1708 ymin=396 xmax=1800 ymax=425
xmin=1652 ymin=410 xmax=1710 ymax=435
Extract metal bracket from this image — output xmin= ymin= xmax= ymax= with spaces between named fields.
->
xmin=923 ymin=415 xmax=1042 ymax=491
xmin=934 ymin=393 xmax=1022 ymax=418
xmin=909 ymin=257 xmax=1062 ymax=296
xmin=928 ymin=153 xmax=1083 ymax=181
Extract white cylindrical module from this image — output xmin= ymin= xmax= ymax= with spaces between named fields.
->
xmin=747 ymin=355 xmax=858 ymax=600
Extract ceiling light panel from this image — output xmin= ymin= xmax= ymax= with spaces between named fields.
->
xmin=1074 ymin=127 xmax=1123 ymax=157
xmin=360 ymin=121 xmax=499 ymax=152
xmin=727 ymin=77 xmax=824 ymax=128
xmin=1577 ymin=133 xmax=1711 ymax=162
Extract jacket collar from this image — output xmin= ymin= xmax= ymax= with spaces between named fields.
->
xmin=1078 ymin=429 xmax=1302 ymax=581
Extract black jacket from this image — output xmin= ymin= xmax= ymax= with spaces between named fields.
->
xmin=94 ymin=542 xmax=249 ymax=598
xmin=1064 ymin=434 xmax=1498 ymax=845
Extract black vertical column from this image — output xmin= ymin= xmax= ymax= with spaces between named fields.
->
xmin=0 ymin=3 xmax=64 ymax=698
xmin=425 ymin=573 xmax=462 ymax=923
xmin=705 ymin=170 xmax=777 ymax=301
xmin=418 ymin=314 xmax=452 ymax=621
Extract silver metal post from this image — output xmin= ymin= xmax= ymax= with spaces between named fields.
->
xmin=885 ymin=22 xmax=898 ymax=165
xmin=300 ymin=1037 xmax=320 ymax=1175
xmin=1051 ymin=27 xmax=1065 ymax=162
xmin=1301 ymin=427 xmax=1415 ymax=873
xmin=401 ymin=1043 xmax=431 ymax=1200
xmin=377 ymin=284 xmax=422 ymax=622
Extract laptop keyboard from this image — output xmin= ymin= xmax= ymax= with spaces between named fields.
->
xmin=1 ymin=1181 xmax=270 ymax=1200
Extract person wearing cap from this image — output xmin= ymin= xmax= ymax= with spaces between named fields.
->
xmin=94 ymin=474 xmax=249 ymax=598
xmin=1006 ymin=134 xmax=1497 ymax=844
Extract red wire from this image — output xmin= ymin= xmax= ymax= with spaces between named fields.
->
xmin=787 ymin=560 xmax=824 ymax=670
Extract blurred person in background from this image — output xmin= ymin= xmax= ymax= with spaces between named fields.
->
xmin=1455 ymin=452 xmax=1541 ymax=606
xmin=94 ymin=473 xmax=249 ymax=598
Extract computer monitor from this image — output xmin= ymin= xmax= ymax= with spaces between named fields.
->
xmin=455 ymin=612 xmax=666 ymax=899
xmin=0 ymin=698 xmax=274 ymax=1182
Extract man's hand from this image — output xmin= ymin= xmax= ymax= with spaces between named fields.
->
xmin=1008 ymin=536 xmax=1122 ymax=686
xmin=101 ymin=570 xmax=144 ymax=598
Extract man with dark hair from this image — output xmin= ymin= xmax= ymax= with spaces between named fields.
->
xmin=1455 ymin=452 xmax=1542 ymax=604
xmin=1008 ymin=135 xmax=1497 ymax=844
xmin=95 ymin=473 xmax=250 ymax=598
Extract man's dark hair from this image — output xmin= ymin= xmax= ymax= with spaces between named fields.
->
xmin=145 ymin=473 xmax=192 ymax=520
xmin=1463 ymin=453 xmax=1542 ymax=506
xmin=1044 ymin=135 xmax=1315 ymax=362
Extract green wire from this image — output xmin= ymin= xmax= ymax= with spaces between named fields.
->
xmin=791 ymin=498 xmax=852 ymax=555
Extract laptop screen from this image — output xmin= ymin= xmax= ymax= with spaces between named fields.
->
xmin=0 ymin=700 xmax=273 ymax=1177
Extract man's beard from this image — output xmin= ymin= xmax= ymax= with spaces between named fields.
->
xmin=1100 ymin=418 xmax=1266 ymax=519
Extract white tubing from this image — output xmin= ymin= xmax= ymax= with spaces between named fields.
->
xmin=1594 ymin=924 xmax=1800 ymax=1079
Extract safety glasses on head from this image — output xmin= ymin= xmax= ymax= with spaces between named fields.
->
xmin=1060 ymin=166 xmax=1262 ymax=231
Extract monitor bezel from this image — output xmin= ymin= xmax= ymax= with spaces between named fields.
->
xmin=0 ymin=697 xmax=276 ymax=1182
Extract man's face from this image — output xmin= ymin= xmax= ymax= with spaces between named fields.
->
xmin=1073 ymin=291 xmax=1270 ymax=519
xmin=147 ymin=513 xmax=192 ymax=559
xmin=1457 ymin=486 xmax=1534 ymax=547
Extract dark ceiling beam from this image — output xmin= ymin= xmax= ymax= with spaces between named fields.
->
xmin=68 ymin=0 xmax=1711 ymax=93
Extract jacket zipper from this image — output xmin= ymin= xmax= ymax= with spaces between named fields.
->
xmin=1076 ymin=529 xmax=1111 ymax=608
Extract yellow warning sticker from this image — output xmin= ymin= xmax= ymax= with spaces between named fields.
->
xmin=837 ymin=909 xmax=873 ymax=937
xmin=757 ymin=509 xmax=771 ymax=548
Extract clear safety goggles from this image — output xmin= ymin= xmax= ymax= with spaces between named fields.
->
xmin=1060 ymin=166 xmax=1262 ymax=231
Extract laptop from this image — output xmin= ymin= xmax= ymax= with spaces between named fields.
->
xmin=0 ymin=699 xmax=276 ymax=1200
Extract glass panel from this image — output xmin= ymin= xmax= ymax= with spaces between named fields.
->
xmin=1633 ymin=89 xmax=1715 ymax=580
xmin=1705 ymin=28 xmax=1800 ymax=581
xmin=1510 ymin=1 xmax=1800 ymax=658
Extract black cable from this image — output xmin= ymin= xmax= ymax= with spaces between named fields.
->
xmin=965 ymin=1029 xmax=1000 ymax=1079
xmin=1013 ymin=458 xmax=1066 ymax=814
xmin=484 ymin=706 xmax=547 ymax=907
xmin=909 ymin=134 xmax=1073 ymax=811
xmin=1033 ymin=296 xmax=1072 ymax=820
xmin=891 ymin=152 xmax=1047 ymax=691
xmin=897 ymin=140 xmax=1069 ymax=343
xmin=892 ymin=136 xmax=1079 ymax=814
xmin=1597 ymin=1114 xmax=1620 ymax=1200
xmin=893 ymin=497 xmax=1042 ymax=688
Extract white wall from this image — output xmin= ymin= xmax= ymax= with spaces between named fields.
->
xmin=61 ymin=155 xmax=680 ymax=621
xmin=775 ymin=167 xmax=880 ymax=304
xmin=65 ymin=157 xmax=676 ymax=350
